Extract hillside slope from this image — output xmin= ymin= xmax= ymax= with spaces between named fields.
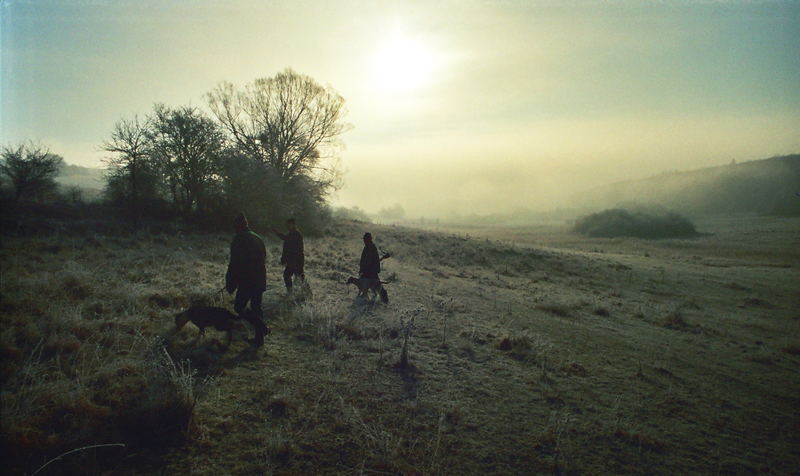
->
xmin=573 ymin=155 xmax=800 ymax=216
xmin=55 ymin=163 xmax=106 ymax=197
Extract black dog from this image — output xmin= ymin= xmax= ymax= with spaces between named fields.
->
xmin=175 ymin=306 xmax=239 ymax=346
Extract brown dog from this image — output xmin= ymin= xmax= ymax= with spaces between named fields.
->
xmin=346 ymin=276 xmax=389 ymax=303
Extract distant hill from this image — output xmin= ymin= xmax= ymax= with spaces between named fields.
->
xmin=572 ymin=155 xmax=800 ymax=217
xmin=56 ymin=163 xmax=106 ymax=198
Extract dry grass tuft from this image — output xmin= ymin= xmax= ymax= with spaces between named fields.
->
xmin=593 ymin=307 xmax=610 ymax=317
xmin=497 ymin=337 xmax=513 ymax=351
xmin=612 ymin=429 xmax=668 ymax=453
xmin=498 ymin=332 xmax=556 ymax=375
xmin=536 ymin=303 xmax=573 ymax=318
xmin=266 ymin=397 xmax=294 ymax=418
xmin=658 ymin=311 xmax=688 ymax=330
xmin=562 ymin=362 xmax=588 ymax=377
xmin=148 ymin=293 xmax=173 ymax=308
xmin=781 ymin=344 xmax=800 ymax=356
xmin=746 ymin=352 xmax=776 ymax=365
xmin=742 ymin=296 xmax=774 ymax=308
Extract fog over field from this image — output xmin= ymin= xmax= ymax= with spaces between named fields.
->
xmin=2 ymin=1 xmax=800 ymax=475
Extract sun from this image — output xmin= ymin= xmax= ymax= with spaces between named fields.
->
xmin=371 ymin=34 xmax=437 ymax=94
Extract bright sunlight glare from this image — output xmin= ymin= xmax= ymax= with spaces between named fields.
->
xmin=371 ymin=34 xmax=438 ymax=94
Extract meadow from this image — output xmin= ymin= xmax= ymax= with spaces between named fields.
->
xmin=1 ymin=215 xmax=798 ymax=474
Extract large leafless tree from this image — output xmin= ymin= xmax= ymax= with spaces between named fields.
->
xmin=102 ymin=116 xmax=151 ymax=227
xmin=206 ymin=68 xmax=348 ymax=191
xmin=148 ymin=104 xmax=225 ymax=215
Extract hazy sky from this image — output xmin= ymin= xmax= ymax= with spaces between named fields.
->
xmin=2 ymin=0 xmax=799 ymax=215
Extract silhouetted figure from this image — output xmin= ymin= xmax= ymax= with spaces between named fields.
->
xmin=358 ymin=232 xmax=389 ymax=303
xmin=273 ymin=218 xmax=305 ymax=293
xmin=226 ymin=212 xmax=269 ymax=347
xmin=360 ymin=232 xmax=380 ymax=279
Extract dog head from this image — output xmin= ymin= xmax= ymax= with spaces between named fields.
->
xmin=345 ymin=277 xmax=359 ymax=286
xmin=174 ymin=310 xmax=190 ymax=330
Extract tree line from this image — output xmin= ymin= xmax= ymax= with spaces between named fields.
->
xmin=1 ymin=69 xmax=349 ymax=232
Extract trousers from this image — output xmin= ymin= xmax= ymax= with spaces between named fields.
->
xmin=234 ymin=287 xmax=267 ymax=345
xmin=282 ymin=265 xmax=305 ymax=289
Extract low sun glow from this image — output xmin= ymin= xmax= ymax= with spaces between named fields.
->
xmin=371 ymin=34 xmax=437 ymax=94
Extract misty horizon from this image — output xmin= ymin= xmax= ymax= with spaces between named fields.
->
xmin=3 ymin=0 xmax=800 ymax=216
xmin=54 ymin=152 xmax=799 ymax=220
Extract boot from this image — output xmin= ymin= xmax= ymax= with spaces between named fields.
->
xmin=242 ymin=311 xmax=265 ymax=347
xmin=251 ymin=327 xmax=264 ymax=347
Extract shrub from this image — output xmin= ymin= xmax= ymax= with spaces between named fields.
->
xmin=574 ymin=208 xmax=697 ymax=239
xmin=332 ymin=206 xmax=372 ymax=222
xmin=0 ymin=143 xmax=63 ymax=202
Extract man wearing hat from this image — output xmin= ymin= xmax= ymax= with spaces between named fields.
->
xmin=226 ymin=212 xmax=269 ymax=347
xmin=359 ymin=232 xmax=381 ymax=280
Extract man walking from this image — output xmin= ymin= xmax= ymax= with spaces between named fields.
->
xmin=226 ymin=212 xmax=269 ymax=347
xmin=273 ymin=218 xmax=305 ymax=294
xmin=359 ymin=232 xmax=388 ymax=303
xmin=359 ymin=232 xmax=380 ymax=280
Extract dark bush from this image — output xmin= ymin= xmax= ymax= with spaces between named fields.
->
xmin=196 ymin=149 xmax=332 ymax=234
xmin=574 ymin=208 xmax=697 ymax=239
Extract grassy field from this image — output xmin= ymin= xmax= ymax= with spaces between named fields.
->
xmin=1 ymin=216 xmax=798 ymax=474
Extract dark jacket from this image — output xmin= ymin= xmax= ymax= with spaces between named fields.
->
xmin=277 ymin=230 xmax=304 ymax=268
xmin=359 ymin=242 xmax=380 ymax=278
xmin=226 ymin=229 xmax=267 ymax=292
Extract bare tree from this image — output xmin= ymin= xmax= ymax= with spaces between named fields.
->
xmin=102 ymin=116 xmax=152 ymax=227
xmin=0 ymin=143 xmax=63 ymax=201
xmin=148 ymin=104 xmax=225 ymax=215
xmin=206 ymin=68 xmax=348 ymax=192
